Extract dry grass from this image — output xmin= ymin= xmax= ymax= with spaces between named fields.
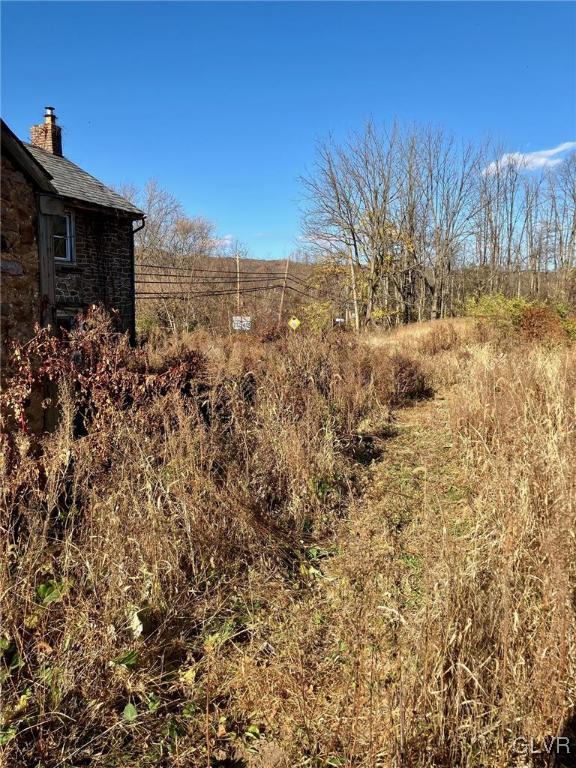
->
xmin=1 ymin=316 xmax=574 ymax=767
xmin=365 ymin=317 xmax=475 ymax=353
xmin=398 ymin=342 xmax=576 ymax=765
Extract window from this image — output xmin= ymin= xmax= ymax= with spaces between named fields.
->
xmin=55 ymin=309 xmax=78 ymax=333
xmin=49 ymin=213 xmax=74 ymax=262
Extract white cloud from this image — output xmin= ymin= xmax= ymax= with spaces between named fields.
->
xmin=484 ymin=141 xmax=576 ymax=175
xmin=215 ymin=234 xmax=235 ymax=249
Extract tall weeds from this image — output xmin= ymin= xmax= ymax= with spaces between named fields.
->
xmin=2 ymin=315 xmax=573 ymax=767
xmin=0 ymin=316 xmax=399 ymax=766
xmin=392 ymin=342 xmax=576 ymax=765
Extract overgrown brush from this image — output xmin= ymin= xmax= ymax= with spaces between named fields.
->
xmin=466 ymin=293 xmax=576 ymax=343
xmin=0 ymin=313 xmax=399 ymax=766
xmin=3 ymin=314 xmax=572 ymax=767
xmin=187 ymin=324 xmax=574 ymax=767
xmin=389 ymin=353 xmax=434 ymax=405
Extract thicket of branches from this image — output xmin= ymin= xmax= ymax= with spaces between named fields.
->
xmin=119 ymin=126 xmax=575 ymax=335
xmin=120 ymin=181 xmax=230 ymax=332
xmin=301 ymin=122 xmax=576 ymax=326
xmin=121 ymin=181 xmax=313 ymax=335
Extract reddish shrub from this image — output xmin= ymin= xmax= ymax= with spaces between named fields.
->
xmin=519 ymin=305 xmax=567 ymax=344
xmin=419 ymin=324 xmax=459 ymax=356
xmin=0 ymin=306 xmax=207 ymax=435
xmin=390 ymin=353 xmax=434 ymax=406
xmin=259 ymin=324 xmax=285 ymax=343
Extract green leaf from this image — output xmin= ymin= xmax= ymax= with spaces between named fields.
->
xmin=114 ymin=649 xmax=138 ymax=668
xmin=146 ymin=693 xmax=160 ymax=713
xmin=0 ymin=725 xmax=17 ymax=746
xmin=244 ymin=723 xmax=261 ymax=740
xmin=7 ymin=651 xmax=23 ymax=674
xmin=36 ymin=579 xmax=68 ymax=606
xmin=122 ymin=702 xmax=138 ymax=723
xmin=181 ymin=702 xmax=196 ymax=718
xmin=307 ymin=546 xmax=320 ymax=560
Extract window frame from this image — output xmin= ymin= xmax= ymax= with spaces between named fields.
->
xmin=52 ymin=211 xmax=75 ymax=264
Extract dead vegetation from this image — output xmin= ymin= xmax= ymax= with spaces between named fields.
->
xmin=0 ymin=311 xmax=574 ymax=767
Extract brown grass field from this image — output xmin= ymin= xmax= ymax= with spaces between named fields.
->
xmin=1 ymin=313 xmax=574 ymax=767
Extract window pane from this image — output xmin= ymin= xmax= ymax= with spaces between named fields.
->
xmin=51 ymin=215 xmax=68 ymax=239
xmin=53 ymin=237 xmax=67 ymax=260
xmin=50 ymin=215 xmax=71 ymax=261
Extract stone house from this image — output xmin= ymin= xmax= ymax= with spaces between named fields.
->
xmin=1 ymin=108 xmax=144 ymax=349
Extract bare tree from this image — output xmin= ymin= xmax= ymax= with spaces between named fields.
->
xmin=301 ymin=121 xmax=575 ymax=324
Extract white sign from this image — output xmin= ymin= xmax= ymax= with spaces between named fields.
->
xmin=232 ymin=315 xmax=252 ymax=331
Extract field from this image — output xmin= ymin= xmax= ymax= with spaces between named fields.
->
xmin=1 ymin=313 xmax=575 ymax=767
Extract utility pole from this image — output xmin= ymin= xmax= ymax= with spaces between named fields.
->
xmin=277 ymin=254 xmax=290 ymax=326
xmin=348 ymin=247 xmax=360 ymax=332
xmin=236 ymin=247 xmax=241 ymax=314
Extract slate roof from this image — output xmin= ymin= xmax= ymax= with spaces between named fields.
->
xmin=26 ymin=143 xmax=144 ymax=217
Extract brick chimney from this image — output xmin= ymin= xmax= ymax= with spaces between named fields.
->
xmin=30 ymin=106 xmax=62 ymax=156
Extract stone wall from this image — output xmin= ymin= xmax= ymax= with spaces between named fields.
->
xmin=1 ymin=152 xmax=41 ymax=349
xmin=55 ymin=208 xmax=135 ymax=336
xmin=1 ymin=152 xmax=136 ymax=347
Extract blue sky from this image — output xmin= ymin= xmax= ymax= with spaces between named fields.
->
xmin=2 ymin=1 xmax=575 ymax=260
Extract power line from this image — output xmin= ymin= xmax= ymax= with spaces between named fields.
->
xmin=135 ymin=277 xmax=288 ymax=286
xmin=135 ymin=263 xmax=311 ymax=286
xmin=136 ymin=285 xmax=286 ymax=299
xmin=134 ymin=265 xmax=344 ymax=303
xmin=136 ymin=282 xmax=342 ymax=303
xmin=136 ymin=261 xmax=308 ymax=278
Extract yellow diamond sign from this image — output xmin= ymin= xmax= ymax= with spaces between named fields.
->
xmin=288 ymin=316 xmax=301 ymax=331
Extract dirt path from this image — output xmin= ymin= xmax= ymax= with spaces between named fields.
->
xmin=233 ymin=390 xmax=474 ymax=767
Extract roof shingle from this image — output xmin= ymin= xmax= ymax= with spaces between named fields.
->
xmin=26 ymin=144 xmax=144 ymax=217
